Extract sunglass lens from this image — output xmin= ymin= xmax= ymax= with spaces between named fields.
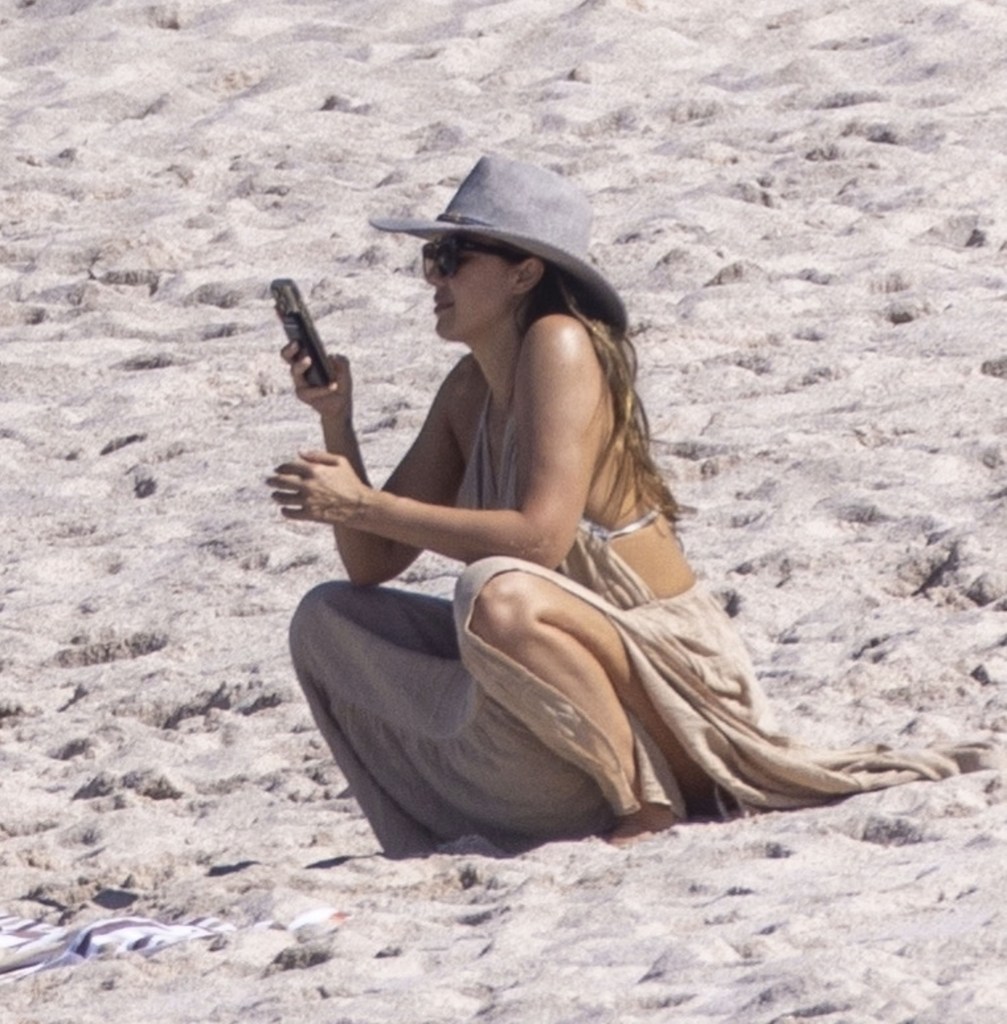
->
xmin=422 ymin=239 xmax=459 ymax=280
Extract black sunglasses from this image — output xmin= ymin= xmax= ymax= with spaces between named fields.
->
xmin=421 ymin=236 xmax=524 ymax=280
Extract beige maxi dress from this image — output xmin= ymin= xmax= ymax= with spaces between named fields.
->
xmin=290 ymin=409 xmax=995 ymax=857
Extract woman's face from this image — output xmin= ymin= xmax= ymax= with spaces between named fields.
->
xmin=423 ymin=236 xmax=536 ymax=344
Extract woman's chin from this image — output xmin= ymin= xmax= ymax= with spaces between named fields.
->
xmin=434 ymin=317 xmax=463 ymax=342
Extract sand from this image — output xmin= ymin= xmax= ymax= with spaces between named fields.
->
xmin=2 ymin=0 xmax=1006 ymax=1020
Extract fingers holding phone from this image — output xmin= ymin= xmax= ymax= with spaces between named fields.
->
xmin=272 ymin=279 xmax=352 ymax=416
xmin=293 ymin=352 xmax=353 ymax=416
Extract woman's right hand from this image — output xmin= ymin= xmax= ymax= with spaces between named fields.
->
xmin=281 ymin=341 xmax=353 ymax=420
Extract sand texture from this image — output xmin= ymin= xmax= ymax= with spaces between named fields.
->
xmin=2 ymin=0 xmax=1007 ymax=1020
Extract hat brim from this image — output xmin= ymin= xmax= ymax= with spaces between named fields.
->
xmin=370 ymin=217 xmax=627 ymax=332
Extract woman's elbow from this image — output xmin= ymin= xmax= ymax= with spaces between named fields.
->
xmin=343 ymin=565 xmax=388 ymax=588
xmin=338 ymin=548 xmax=407 ymax=588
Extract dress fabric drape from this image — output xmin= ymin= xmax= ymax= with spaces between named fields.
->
xmin=290 ymin=405 xmax=995 ymax=856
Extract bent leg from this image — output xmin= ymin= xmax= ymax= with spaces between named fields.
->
xmin=290 ymin=581 xmax=464 ymax=856
xmin=468 ymin=570 xmax=638 ymax=796
xmin=290 ymin=580 xmax=613 ymax=855
xmin=463 ymin=567 xmax=717 ymax=834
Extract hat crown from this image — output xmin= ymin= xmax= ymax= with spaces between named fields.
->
xmin=370 ymin=154 xmax=626 ymax=330
xmin=441 ymin=155 xmax=592 ymax=257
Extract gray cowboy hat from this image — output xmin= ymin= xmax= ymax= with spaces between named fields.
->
xmin=370 ymin=154 xmax=627 ymax=331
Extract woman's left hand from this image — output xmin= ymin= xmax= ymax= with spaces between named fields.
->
xmin=267 ymin=450 xmax=370 ymax=524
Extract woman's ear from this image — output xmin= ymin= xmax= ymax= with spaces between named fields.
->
xmin=512 ymin=256 xmax=545 ymax=296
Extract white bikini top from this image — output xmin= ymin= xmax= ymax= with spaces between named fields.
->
xmin=578 ymin=509 xmax=659 ymax=543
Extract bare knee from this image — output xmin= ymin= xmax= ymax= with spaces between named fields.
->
xmin=469 ymin=571 xmax=549 ymax=648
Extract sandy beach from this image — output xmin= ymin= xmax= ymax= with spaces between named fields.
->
xmin=2 ymin=0 xmax=1007 ymax=1019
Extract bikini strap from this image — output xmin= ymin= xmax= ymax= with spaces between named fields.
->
xmin=578 ymin=509 xmax=659 ymax=543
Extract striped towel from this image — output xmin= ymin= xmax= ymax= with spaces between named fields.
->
xmin=0 ymin=912 xmax=235 ymax=983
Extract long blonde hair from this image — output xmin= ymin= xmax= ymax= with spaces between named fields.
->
xmin=521 ymin=267 xmax=680 ymax=523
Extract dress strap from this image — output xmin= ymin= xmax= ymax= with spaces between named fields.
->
xmin=456 ymin=398 xmax=518 ymax=511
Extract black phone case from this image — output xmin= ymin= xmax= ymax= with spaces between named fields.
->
xmin=271 ymin=278 xmax=332 ymax=387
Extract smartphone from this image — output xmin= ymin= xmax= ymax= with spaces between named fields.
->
xmin=270 ymin=278 xmax=332 ymax=387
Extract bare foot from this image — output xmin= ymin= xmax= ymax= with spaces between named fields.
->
xmin=604 ymin=803 xmax=679 ymax=847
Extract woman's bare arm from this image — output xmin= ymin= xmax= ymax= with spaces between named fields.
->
xmin=271 ymin=316 xmax=610 ymax=579
xmin=324 ymin=357 xmax=478 ymax=584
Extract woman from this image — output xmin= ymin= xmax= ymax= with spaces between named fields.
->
xmin=268 ymin=155 xmax=992 ymax=857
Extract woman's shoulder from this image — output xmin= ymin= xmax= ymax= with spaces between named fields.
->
xmin=523 ymin=313 xmax=597 ymax=361
xmin=524 ymin=312 xmax=589 ymax=342
xmin=520 ymin=313 xmax=602 ymax=382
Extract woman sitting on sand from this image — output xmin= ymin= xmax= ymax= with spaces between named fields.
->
xmin=268 ymin=154 xmax=990 ymax=857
